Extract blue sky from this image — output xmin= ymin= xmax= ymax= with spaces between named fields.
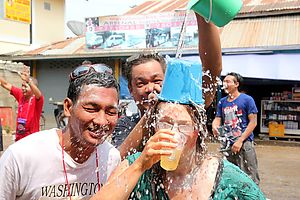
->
xmin=65 ymin=0 xmax=146 ymax=36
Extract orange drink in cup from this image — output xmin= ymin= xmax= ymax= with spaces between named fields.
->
xmin=160 ymin=132 xmax=186 ymax=171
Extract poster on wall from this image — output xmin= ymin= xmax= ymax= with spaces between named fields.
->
xmin=85 ymin=11 xmax=198 ymax=50
xmin=3 ymin=0 xmax=31 ymax=24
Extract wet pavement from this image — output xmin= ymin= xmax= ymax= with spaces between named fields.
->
xmin=256 ymin=143 xmax=300 ymax=200
xmin=208 ymin=141 xmax=300 ymax=200
xmin=1 ymin=135 xmax=300 ymax=200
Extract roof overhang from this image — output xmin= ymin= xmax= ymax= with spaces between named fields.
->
xmin=237 ymin=9 xmax=300 ymax=18
xmin=185 ymin=52 xmax=300 ymax=81
xmin=1 ymin=45 xmax=299 ymax=61
xmin=0 ymin=48 xmax=198 ymax=61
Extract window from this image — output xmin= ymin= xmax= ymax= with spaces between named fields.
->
xmin=44 ymin=2 xmax=51 ymax=11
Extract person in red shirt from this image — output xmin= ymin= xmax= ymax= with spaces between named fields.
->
xmin=0 ymin=65 xmax=44 ymax=141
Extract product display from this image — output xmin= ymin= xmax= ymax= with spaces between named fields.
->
xmin=260 ymin=100 xmax=300 ymax=137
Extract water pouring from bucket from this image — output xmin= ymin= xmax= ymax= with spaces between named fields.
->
xmin=187 ymin=0 xmax=243 ymax=27
xmin=157 ymin=58 xmax=204 ymax=171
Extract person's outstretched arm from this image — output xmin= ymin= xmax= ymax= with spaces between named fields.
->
xmin=0 ymin=77 xmax=12 ymax=92
xmin=90 ymin=159 xmax=144 ymax=200
xmin=26 ymin=78 xmax=42 ymax=100
xmin=196 ymin=13 xmax=222 ymax=108
xmin=19 ymin=65 xmax=43 ymax=100
xmin=91 ymin=129 xmax=177 ymax=200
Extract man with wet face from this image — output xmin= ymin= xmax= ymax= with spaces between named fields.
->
xmin=0 ymin=65 xmax=44 ymax=141
xmin=112 ymin=52 xmax=166 ymax=147
xmin=0 ymin=64 xmax=121 ymax=199
xmin=112 ymin=13 xmax=222 ymax=148
xmin=212 ymin=72 xmax=260 ymax=185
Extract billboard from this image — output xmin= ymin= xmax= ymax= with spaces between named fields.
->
xmin=4 ymin=0 xmax=31 ymax=24
xmin=85 ymin=11 xmax=198 ymax=50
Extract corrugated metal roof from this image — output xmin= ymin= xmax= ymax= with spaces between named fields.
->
xmin=124 ymin=0 xmax=300 ymax=16
xmin=220 ymin=15 xmax=300 ymax=49
xmin=242 ymin=0 xmax=300 ymax=12
xmin=25 ymin=36 xmax=84 ymax=55
xmin=125 ymin=0 xmax=187 ymax=15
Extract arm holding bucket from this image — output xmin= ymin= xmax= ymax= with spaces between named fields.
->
xmin=196 ymin=13 xmax=222 ymax=108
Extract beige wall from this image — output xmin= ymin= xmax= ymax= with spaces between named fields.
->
xmin=0 ymin=0 xmax=65 ymax=54
xmin=32 ymin=0 xmax=65 ymax=45
xmin=0 ymin=19 xmax=30 ymax=53
xmin=0 ymin=41 xmax=29 ymax=54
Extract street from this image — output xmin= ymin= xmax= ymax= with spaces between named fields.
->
xmin=208 ymin=142 xmax=300 ymax=200
xmin=256 ymin=143 xmax=300 ymax=200
xmin=1 ymin=135 xmax=300 ymax=200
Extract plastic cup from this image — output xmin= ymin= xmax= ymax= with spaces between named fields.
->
xmin=187 ymin=0 xmax=243 ymax=27
xmin=160 ymin=132 xmax=186 ymax=171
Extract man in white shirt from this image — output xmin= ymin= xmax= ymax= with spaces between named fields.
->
xmin=0 ymin=63 xmax=121 ymax=199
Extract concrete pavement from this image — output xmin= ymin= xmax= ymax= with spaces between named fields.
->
xmin=207 ymin=141 xmax=300 ymax=200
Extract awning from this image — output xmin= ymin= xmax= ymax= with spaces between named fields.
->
xmin=184 ymin=53 xmax=300 ymax=81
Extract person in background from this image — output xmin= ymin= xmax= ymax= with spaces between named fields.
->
xmin=0 ymin=63 xmax=121 ymax=199
xmin=0 ymin=65 xmax=44 ymax=141
xmin=212 ymin=72 xmax=260 ymax=185
xmin=112 ymin=12 xmax=222 ymax=150
xmin=112 ymin=52 xmax=166 ymax=147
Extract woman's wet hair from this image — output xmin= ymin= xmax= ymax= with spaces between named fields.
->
xmin=67 ymin=71 xmax=119 ymax=103
xmin=145 ymin=101 xmax=208 ymax=158
xmin=143 ymin=101 xmax=208 ymax=197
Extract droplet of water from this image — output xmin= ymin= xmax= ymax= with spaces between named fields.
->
xmin=95 ymin=167 xmax=99 ymax=173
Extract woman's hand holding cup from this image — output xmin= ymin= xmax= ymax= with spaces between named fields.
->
xmin=136 ymin=129 xmax=178 ymax=172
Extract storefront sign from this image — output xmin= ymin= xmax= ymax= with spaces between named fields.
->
xmin=85 ymin=11 xmax=198 ymax=50
xmin=4 ymin=0 xmax=31 ymax=24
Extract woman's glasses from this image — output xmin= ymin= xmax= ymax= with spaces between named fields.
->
xmin=69 ymin=64 xmax=113 ymax=80
xmin=156 ymin=121 xmax=194 ymax=134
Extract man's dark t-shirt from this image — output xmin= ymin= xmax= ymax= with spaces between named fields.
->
xmin=112 ymin=113 xmax=140 ymax=147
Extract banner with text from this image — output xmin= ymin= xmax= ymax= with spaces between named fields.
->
xmin=85 ymin=11 xmax=198 ymax=50
xmin=3 ymin=0 xmax=31 ymax=24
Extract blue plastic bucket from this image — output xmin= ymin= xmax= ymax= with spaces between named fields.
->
xmin=158 ymin=58 xmax=204 ymax=105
